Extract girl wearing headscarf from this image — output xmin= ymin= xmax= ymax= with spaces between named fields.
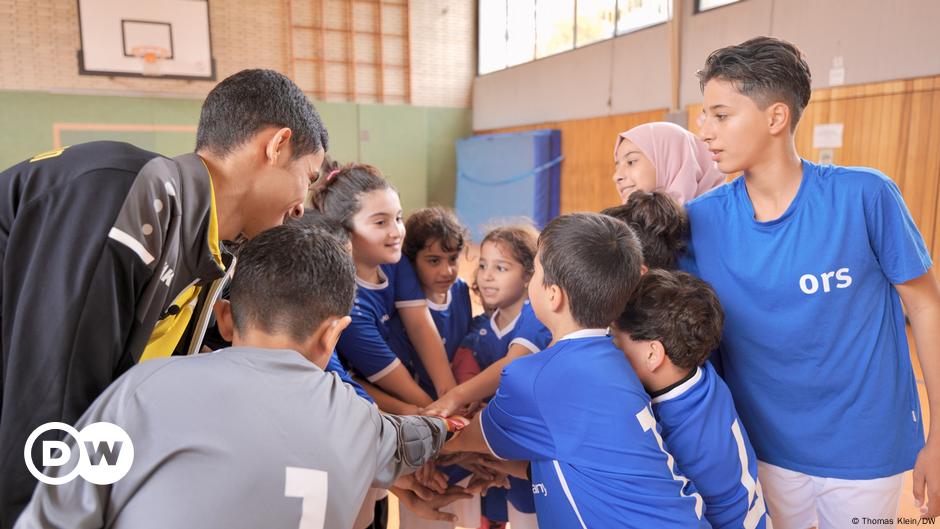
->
xmin=612 ymin=121 xmax=727 ymax=205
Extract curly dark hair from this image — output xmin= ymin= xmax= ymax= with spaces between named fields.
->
xmin=697 ymin=36 xmax=812 ymax=131
xmin=402 ymin=207 xmax=469 ymax=261
xmin=601 ymin=191 xmax=688 ymax=270
xmin=614 ymin=269 xmax=724 ymax=370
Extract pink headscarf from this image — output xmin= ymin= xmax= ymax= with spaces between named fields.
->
xmin=614 ymin=121 xmax=726 ymax=205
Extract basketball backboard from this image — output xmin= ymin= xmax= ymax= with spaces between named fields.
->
xmin=77 ymin=0 xmax=215 ymax=80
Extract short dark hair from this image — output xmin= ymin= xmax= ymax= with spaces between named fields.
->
xmin=614 ymin=270 xmax=724 ymax=370
xmin=538 ymin=213 xmax=643 ymax=328
xmin=403 ymin=207 xmax=469 ymax=262
xmin=697 ymin=36 xmax=812 ymax=131
xmin=196 ymin=69 xmax=329 ymax=159
xmin=312 ymin=163 xmax=395 ymax=232
xmin=229 ymin=223 xmax=355 ymax=342
xmin=291 ymin=209 xmax=349 ymax=247
xmin=601 ymin=191 xmax=688 ymax=270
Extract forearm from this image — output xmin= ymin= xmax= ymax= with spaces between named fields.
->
xmin=374 ymin=364 xmax=434 ymax=407
xmin=400 ymin=306 xmax=457 ymax=395
xmin=442 ymin=413 xmax=492 ymax=455
xmin=358 ymin=378 xmax=422 ymax=414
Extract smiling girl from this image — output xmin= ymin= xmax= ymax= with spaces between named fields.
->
xmin=314 ymin=164 xmax=456 ymax=412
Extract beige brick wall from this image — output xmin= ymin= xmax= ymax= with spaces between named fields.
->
xmin=0 ymin=0 xmax=474 ymax=107
xmin=409 ymin=0 xmax=475 ymax=108
xmin=0 ymin=0 xmax=290 ymax=95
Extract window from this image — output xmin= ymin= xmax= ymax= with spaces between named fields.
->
xmin=616 ymin=0 xmax=670 ymax=35
xmin=575 ymin=0 xmax=616 ymax=48
xmin=478 ymin=0 xmax=671 ymax=75
xmin=506 ymin=0 xmax=536 ymax=67
xmin=478 ymin=0 xmax=507 ymax=74
xmin=535 ymin=0 xmax=574 ymax=59
xmin=695 ymin=0 xmax=743 ymax=12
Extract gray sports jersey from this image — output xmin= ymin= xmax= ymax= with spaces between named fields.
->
xmin=14 ymin=347 xmax=448 ymax=529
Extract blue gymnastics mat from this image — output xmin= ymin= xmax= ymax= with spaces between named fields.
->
xmin=455 ymin=129 xmax=562 ymax=241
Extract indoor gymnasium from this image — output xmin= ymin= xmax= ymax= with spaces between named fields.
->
xmin=1 ymin=1 xmax=940 ymax=528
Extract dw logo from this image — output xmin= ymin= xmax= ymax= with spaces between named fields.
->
xmin=24 ymin=422 xmax=134 ymax=485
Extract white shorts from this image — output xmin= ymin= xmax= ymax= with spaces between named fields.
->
xmin=758 ymin=461 xmax=904 ymax=529
xmin=398 ymin=476 xmax=482 ymax=529
xmin=507 ymin=502 xmax=539 ymax=529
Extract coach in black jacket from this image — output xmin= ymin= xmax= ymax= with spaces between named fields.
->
xmin=0 ymin=69 xmax=329 ymax=527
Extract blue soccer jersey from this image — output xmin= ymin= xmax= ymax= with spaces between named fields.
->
xmin=461 ymin=301 xmax=552 ymax=370
xmin=481 ymin=330 xmax=709 ymax=529
xmin=652 ymin=362 xmax=766 ymax=529
xmin=336 ymin=259 xmax=426 ymax=382
xmin=386 ymin=279 xmax=473 ymax=397
xmin=458 ymin=301 xmax=551 ymax=514
xmin=324 ymin=351 xmax=374 ymax=403
xmin=683 ymin=161 xmax=930 ymax=479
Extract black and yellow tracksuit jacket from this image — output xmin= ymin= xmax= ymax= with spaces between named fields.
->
xmin=0 ymin=141 xmax=227 ymax=527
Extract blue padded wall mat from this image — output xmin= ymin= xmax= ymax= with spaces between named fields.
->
xmin=455 ymin=129 xmax=562 ymax=241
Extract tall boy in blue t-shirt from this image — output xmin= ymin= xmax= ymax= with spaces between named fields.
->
xmin=686 ymin=36 xmax=940 ymax=526
xmin=612 ymin=269 xmax=767 ymax=529
xmin=444 ymin=213 xmax=709 ymax=529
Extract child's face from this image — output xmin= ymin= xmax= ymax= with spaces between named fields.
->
xmin=699 ymin=78 xmax=772 ymax=175
xmin=612 ymin=139 xmax=657 ymax=204
xmin=610 ymin=328 xmax=655 ymax=389
xmin=477 ymin=241 xmax=528 ymax=311
xmin=414 ymin=239 xmax=460 ymax=297
xmin=349 ymin=188 xmax=405 ymax=268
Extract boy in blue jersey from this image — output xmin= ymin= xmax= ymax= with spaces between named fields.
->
xmin=687 ymin=37 xmax=940 ymax=526
xmin=444 ymin=213 xmax=709 ymax=529
xmin=612 ymin=270 xmax=767 ymax=529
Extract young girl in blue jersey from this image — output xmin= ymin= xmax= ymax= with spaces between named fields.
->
xmin=432 ymin=224 xmax=551 ymax=529
xmin=314 ymin=164 xmax=457 ymax=413
xmin=612 ymin=270 xmax=767 ymax=529
xmin=387 ymin=207 xmax=473 ymax=399
xmin=382 ymin=206 xmax=483 ymax=529
xmin=688 ymin=37 xmax=940 ymax=527
xmin=426 ymin=225 xmax=552 ymax=416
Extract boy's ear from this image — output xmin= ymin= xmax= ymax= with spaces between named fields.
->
xmin=307 ymin=315 xmax=352 ymax=355
xmin=640 ymin=264 xmax=649 ymax=275
xmin=766 ymin=102 xmax=791 ymax=136
xmin=213 ymin=299 xmax=235 ymax=343
xmin=548 ymin=284 xmax=565 ymax=313
xmin=265 ymin=127 xmax=293 ymax=167
xmin=322 ymin=315 xmax=352 ymax=353
xmin=647 ymin=340 xmax=667 ymax=372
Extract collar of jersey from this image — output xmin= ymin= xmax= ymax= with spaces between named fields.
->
xmin=557 ymin=328 xmax=608 ymax=341
xmin=427 ymin=287 xmax=453 ymax=312
xmin=200 ymin=158 xmax=224 ymax=268
xmin=651 ymin=366 xmax=703 ymax=404
xmin=740 ymin=158 xmax=811 ymax=230
xmin=489 ymin=307 xmax=523 ymax=339
xmin=356 ymin=267 xmax=389 ymax=290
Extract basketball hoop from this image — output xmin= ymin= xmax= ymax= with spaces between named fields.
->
xmin=130 ymin=45 xmax=170 ymax=77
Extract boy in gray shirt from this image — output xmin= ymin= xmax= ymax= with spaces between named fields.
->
xmin=15 ymin=224 xmax=455 ymax=529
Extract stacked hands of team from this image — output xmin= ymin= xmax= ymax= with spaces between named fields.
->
xmin=9 ymin=37 xmax=940 ymax=529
